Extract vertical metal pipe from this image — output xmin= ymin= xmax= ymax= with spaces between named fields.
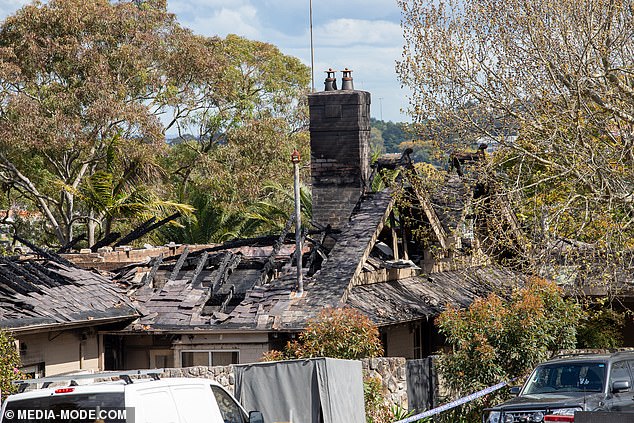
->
xmin=309 ymin=0 xmax=315 ymax=92
xmin=292 ymin=150 xmax=303 ymax=294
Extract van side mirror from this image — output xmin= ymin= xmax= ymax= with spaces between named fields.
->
xmin=249 ymin=411 xmax=264 ymax=423
xmin=612 ymin=380 xmax=630 ymax=393
xmin=509 ymin=386 xmax=521 ymax=395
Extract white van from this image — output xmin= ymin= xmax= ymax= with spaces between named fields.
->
xmin=0 ymin=371 xmax=264 ymax=423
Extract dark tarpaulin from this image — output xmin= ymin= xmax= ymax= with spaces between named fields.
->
xmin=234 ymin=358 xmax=365 ymax=423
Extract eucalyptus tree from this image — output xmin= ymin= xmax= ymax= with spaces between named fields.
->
xmin=398 ymin=0 xmax=634 ymax=274
xmin=165 ymin=34 xmax=310 ymax=208
xmin=0 ymin=0 xmax=309 ymax=247
xmin=0 ymin=0 xmax=202 ymax=245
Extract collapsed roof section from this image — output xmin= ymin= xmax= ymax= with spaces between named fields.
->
xmin=116 ymin=176 xmax=521 ymax=333
xmin=0 ymin=257 xmax=138 ymax=332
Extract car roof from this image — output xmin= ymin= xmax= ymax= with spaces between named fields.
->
xmin=540 ymin=351 xmax=634 ymax=366
xmin=5 ymin=378 xmax=224 ymax=402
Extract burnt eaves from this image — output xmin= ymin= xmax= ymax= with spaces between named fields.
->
xmin=0 ymin=258 xmax=138 ymax=332
xmin=346 ymin=265 xmax=523 ymax=326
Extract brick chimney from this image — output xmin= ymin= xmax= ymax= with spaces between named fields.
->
xmin=309 ymin=70 xmax=371 ymax=230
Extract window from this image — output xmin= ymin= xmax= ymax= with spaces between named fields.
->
xmin=211 ymin=386 xmax=246 ymax=423
xmin=181 ymin=351 xmax=239 ymax=367
xmin=5 ymin=393 xmax=126 ymax=423
xmin=150 ymin=350 xmax=174 ymax=368
xmin=20 ymin=362 xmax=44 ymax=379
xmin=413 ymin=324 xmax=422 ymax=359
xmin=610 ymin=361 xmax=632 ymax=391
xmin=523 ymin=362 xmax=606 ymax=394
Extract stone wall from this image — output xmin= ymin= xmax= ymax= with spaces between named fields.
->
xmin=159 ymin=365 xmax=236 ymax=394
xmin=362 ymin=357 xmax=408 ymax=408
xmin=157 ymin=357 xmax=409 ymax=407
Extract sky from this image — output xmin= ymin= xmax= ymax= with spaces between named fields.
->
xmin=0 ymin=0 xmax=411 ymax=123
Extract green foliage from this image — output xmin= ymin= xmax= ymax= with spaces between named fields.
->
xmin=397 ymin=0 xmax=634 ymax=277
xmin=577 ymin=302 xmax=626 ymax=349
xmin=370 ymin=118 xmax=412 ymax=154
xmin=435 ymin=278 xmax=582 ymax=422
xmin=240 ymin=181 xmax=312 ymax=236
xmin=390 ymin=404 xmax=430 ymax=423
xmin=287 ymin=308 xmax=383 ymax=360
xmin=364 ymin=376 xmax=392 ymax=423
xmin=0 ymin=0 xmax=310 ymax=248
xmin=0 ymin=331 xmax=22 ymax=401
xmin=264 ymin=308 xmax=383 ymax=361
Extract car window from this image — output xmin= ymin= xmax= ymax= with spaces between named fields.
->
xmin=609 ymin=361 xmax=632 ymax=391
xmin=523 ymin=362 xmax=606 ymax=394
xmin=4 ymin=393 xmax=126 ymax=423
xmin=210 ymin=386 xmax=246 ymax=423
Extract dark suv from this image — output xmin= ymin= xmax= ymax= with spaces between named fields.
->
xmin=485 ymin=351 xmax=634 ymax=422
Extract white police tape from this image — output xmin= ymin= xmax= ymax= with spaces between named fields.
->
xmin=393 ymin=378 xmax=516 ymax=423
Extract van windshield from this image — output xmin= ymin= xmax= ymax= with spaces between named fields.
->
xmin=4 ymin=392 xmax=126 ymax=423
xmin=523 ymin=362 xmax=606 ymax=394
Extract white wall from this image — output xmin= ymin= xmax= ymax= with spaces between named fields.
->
xmin=17 ymin=330 xmax=102 ymax=376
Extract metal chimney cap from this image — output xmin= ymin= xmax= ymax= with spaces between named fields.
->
xmin=324 ymin=68 xmax=337 ymax=91
xmin=340 ymin=68 xmax=354 ymax=90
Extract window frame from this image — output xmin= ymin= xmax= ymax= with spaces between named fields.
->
xmin=210 ymin=385 xmax=247 ymax=423
xmin=180 ymin=349 xmax=240 ymax=367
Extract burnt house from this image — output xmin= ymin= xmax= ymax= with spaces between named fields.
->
xmin=0 ymin=253 xmax=138 ymax=377
xmin=92 ymin=75 xmax=528 ymax=369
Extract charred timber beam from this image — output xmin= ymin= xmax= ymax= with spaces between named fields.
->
xmin=13 ymin=234 xmax=76 ymax=268
xmin=211 ymin=252 xmax=241 ymax=295
xmin=0 ymin=257 xmax=43 ymax=295
xmin=259 ymin=215 xmax=295 ymax=286
xmin=189 ymin=252 xmax=208 ymax=288
xmin=57 ymin=235 xmax=86 ymax=254
xmin=141 ymin=254 xmax=163 ymax=287
xmin=21 ymin=262 xmax=62 ymax=288
xmin=114 ymin=213 xmax=181 ymax=248
xmin=219 ymin=285 xmax=235 ymax=314
xmin=111 ymin=217 xmax=156 ymax=248
xmin=168 ymin=245 xmax=189 ymax=281
xmin=90 ymin=232 xmax=121 ymax=252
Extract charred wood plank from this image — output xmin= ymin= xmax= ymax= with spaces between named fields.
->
xmin=189 ymin=251 xmax=208 ymax=288
xmin=114 ymin=213 xmax=181 ymax=247
xmin=13 ymin=234 xmax=76 ymax=268
xmin=57 ymin=234 xmax=86 ymax=254
xmin=90 ymin=232 xmax=121 ymax=252
xmin=168 ymin=245 xmax=189 ymax=281
xmin=141 ymin=254 xmax=163 ymax=287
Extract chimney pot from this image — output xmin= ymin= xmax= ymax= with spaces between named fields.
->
xmin=324 ymin=68 xmax=337 ymax=91
xmin=341 ymin=68 xmax=354 ymax=90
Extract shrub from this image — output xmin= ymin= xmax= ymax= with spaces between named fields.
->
xmin=435 ymin=278 xmax=582 ymax=422
xmin=0 ymin=330 xmax=22 ymax=401
xmin=577 ymin=300 xmax=626 ymax=349
xmin=364 ymin=376 xmax=393 ymax=423
xmin=264 ymin=307 xmax=384 ymax=360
